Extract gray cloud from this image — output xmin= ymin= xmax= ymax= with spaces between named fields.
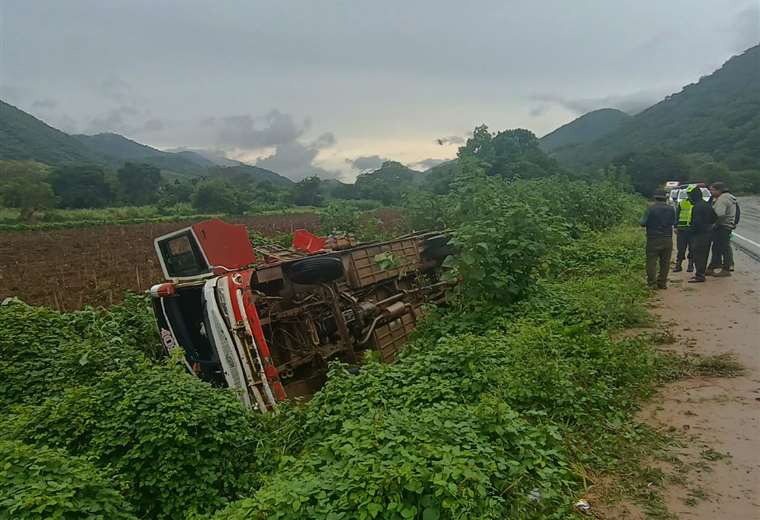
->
xmin=85 ymin=105 xmax=139 ymax=134
xmin=2 ymin=1 xmax=752 ymax=177
xmin=728 ymin=3 xmax=760 ymax=52
xmin=409 ymin=158 xmax=447 ymax=170
xmin=83 ymin=105 xmax=166 ymax=137
xmin=346 ymin=155 xmax=389 ymax=171
xmin=31 ymin=98 xmax=58 ymax=110
xmin=312 ymin=131 xmax=336 ymax=149
xmin=0 ymin=85 xmax=25 ymax=104
xmin=533 ymin=88 xmax=673 ymax=116
xmin=435 ymin=135 xmax=465 ymax=146
xmin=214 ymin=110 xmax=309 ymax=150
xmin=140 ymin=118 xmax=165 ymax=133
xmin=97 ymin=76 xmax=136 ymax=103
xmin=529 ymin=105 xmax=549 ymax=117
xmin=256 ymin=132 xmax=340 ymax=181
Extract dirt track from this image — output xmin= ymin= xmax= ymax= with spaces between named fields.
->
xmin=643 ymin=243 xmax=760 ymax=517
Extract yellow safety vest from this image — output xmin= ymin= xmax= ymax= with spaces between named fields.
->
xmin=677 ymin=199 xmax=693 ymax=227
xmin=677 ymin=184 xmax=699 ymax=228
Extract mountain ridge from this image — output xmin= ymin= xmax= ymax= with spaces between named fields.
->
xmin=539 ymin=108 xmax=631 ymax=152
xmin=0 ymin=101 xmax=293 ymax=185
xmin=0 ymin=100 xmax=107 ymax=165
xmin=550 ymin=44 xmax=760 ymax=171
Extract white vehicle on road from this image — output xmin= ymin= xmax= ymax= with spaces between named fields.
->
xmin=675 ymin=186 xmax=711 ymax=204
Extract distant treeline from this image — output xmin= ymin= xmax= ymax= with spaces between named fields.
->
xmin=3 ymin=122 xmax=758 ymax=224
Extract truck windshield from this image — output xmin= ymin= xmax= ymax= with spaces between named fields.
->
xmin=158 ymin=232 xmax=209 ymax=278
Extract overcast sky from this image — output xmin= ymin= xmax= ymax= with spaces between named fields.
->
xmin=1 ymin=1 xmax=758 ymax=180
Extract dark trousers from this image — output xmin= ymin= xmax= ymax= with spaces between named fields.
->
xmin=675 ymin=228 xmax=692 ymax=264
xmin=646 ymin=236 xmax=672 ymax=287
xmin=691 ymin=232 xmax=712 ymax=280
xmin=708 ymin=227 xmax=732 ymax=270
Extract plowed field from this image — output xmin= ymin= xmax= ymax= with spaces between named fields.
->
xmin=0 ymin=213 xmax=320 ymax=310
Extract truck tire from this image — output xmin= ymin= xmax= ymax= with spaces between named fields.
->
xmin=421 ymin=235 xmax=457 ymax=260
xmin=286 ymin=256 xmax=344 ymax=285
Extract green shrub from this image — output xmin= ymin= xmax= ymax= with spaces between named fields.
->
xmin=511 ymin=274 xmax=650 ymax=332
xmin=0 ymin=300 xmax=147 ymax=411
xmin=0 ymin=440 xmax=136 ymax=520
xmin=7 ymin=365 xmax=257 ymax=519
xmin=443 ymin=173 xmax=568 ymax=304
xmin=215 ymin=398 xmax=573 ymax=520
xmin=319 ymin=201 xmax=361 ymax=234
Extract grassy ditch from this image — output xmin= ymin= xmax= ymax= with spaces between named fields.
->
xmin=0 ymin=173 xmax=699 ymax=519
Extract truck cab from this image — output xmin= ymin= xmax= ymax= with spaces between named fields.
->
xmin=150 ymin=219 xmax=452 ymax=411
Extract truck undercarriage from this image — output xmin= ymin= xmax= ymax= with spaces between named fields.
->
xmin=150 ymin=220 xmax=454 ymax=411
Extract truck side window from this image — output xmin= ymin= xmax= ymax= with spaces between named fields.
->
xmin=158 ymin=232 xmax=209 ymax=278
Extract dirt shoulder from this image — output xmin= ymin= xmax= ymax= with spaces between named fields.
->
xmin=642 ymin=247 xmax=760 ymax=517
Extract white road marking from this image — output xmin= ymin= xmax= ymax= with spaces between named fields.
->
xmin=733 ymin=233 xmax=760 ymax=250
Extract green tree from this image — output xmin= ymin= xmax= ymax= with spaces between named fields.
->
xmin=0 ymin=182 xmax=56 ymax=221
xmin=192 ymin=179 xmax=245 ymax=213
xmin=458 ymin=126 xmax=562 ymax=180
xmin=354 ymin=161 xmax=417 ymax=205
xmin=48 ymin=164 xmax=114 ymax=208
xmin=0 ymin=160 xmax=56 ymax=220
xmin=292 ymin=176 xmax=324 ymax=206
xmin=117 ymin=162 xmax=161 ymax=205
xmin=158 ymin=179 xmax=195 ymax=206
xmin=612 ymin=148 xmax=691 ymax=196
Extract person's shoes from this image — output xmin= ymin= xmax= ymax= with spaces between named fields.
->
xmin=705 ymin=269 xmax=717 ymax=276
xmin=688 ymin=277 xmax=706 ymax=283
xmin=672 ymin=265 xmax=682 ymax=273
xmin=729 ymin=264 xmax=735 ymax=271
xmin=687 ymin=261 xmax=694 ymax=273
xmin=657 ymin=284 xmax=667 ymax=290
xmin=714 ymin=270 xmax=731 ymax=278
xmin=648 ymin=283 xmax=657 ymax=290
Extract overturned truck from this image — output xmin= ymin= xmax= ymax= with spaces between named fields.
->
xmin=149 ymin=219 xmax=454 ymax=411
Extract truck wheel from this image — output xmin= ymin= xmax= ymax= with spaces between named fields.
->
xmin=422 ymin=235 xmax=457 ymax=260
xmin=286 ymin=257 xmax=344 ymax=285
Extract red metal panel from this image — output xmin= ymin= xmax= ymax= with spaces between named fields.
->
xmin=292 ymin=229 xmax=327 ymax=254
xmin=191 ymin=219 xmax=255 ymax=270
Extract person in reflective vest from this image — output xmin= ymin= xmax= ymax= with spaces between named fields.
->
xmin=672 ymin=184 xmax=698 ymax=272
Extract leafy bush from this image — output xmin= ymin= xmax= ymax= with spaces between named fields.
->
xmin=442 ymin=171 xmax=568 ymax=304
xmin=319 ymin=201 xmax=361 ymax=234
xmin=0 ymin=440 xmax=136 ymax=520
xmin=192 ymin=179 xmax=246 ymax=214
xmin=215 ymin=399 xmax=572 ymax=520
xmin=513 ymin=274 xmax=651 ymax=332
xmin=7 ymin=364 xmax=257 ymax=519
xmin=0 ymin=299 xmax=148 ymax=411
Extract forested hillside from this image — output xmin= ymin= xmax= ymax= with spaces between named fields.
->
xmin=74 ymin=133 xmax=211 ymax=175
xmin=539 ymin=108 xmax=631 ymax=152
xmin=0 ymin=101 xmax=105 ymax=164
xmin=552 ymin=45 xmax=760 ymax=172
xmin=209 ymin=164 xmax=294 ymax=187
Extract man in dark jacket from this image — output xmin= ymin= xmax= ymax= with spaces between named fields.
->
xmin=639 ymin=192 xmax=676 ymax=289
xmin=688 ymin=187 xmax=717 ymax=283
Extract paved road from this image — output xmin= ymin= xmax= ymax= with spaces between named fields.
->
xmin=733 ymin=195 xmax=760 ymax=261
